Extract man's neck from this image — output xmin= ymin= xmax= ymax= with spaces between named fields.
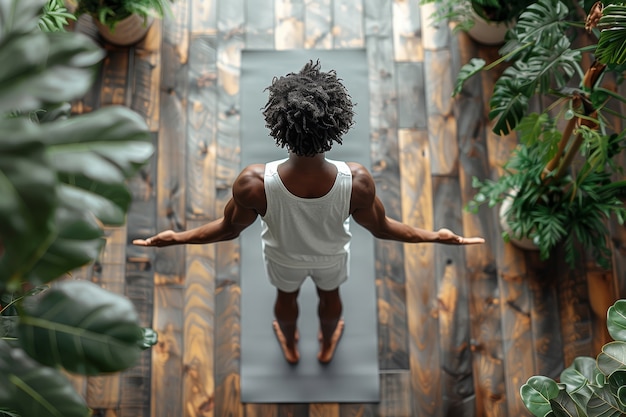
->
xmin=285 ymin=152 xmax=327 ymax=170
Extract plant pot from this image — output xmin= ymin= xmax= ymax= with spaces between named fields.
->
xmin=499 ymin=191 xmax=539 ymax=251
xmin=94 ymin=14 xmax=154 ymax=46
xmin=467 ymin=10 xmax=510 ymax=45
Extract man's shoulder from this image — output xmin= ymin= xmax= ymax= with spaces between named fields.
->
xmin=345 ymin=162 xmax=375 ymax=203
xmin=233 ymin=164 xmax=266 ymax=208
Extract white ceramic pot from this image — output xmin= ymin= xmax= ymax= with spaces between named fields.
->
xmin=499 ymin=191 xmax=539 ymax=251
xmin=95 ymin=14 xmax=154 ymax=46
xmin=467 ymin=10 xmax=511 ymax=45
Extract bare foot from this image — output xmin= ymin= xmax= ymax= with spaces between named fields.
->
xmin=318 ymin=318 xmax=344 ymax=364
xmin=272 ymin=320 xmax=300 ymax=364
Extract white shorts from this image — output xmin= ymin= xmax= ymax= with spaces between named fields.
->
xmin=264 ymin=254 xmax=350 ymax=293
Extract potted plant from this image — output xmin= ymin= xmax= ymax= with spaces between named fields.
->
xmin=420 ymin=0 xmax=537 ymax=44
xmin=457 ymin=0 xmax=626 ymax=269
xmin=0 ymin=1 xmax=157 ymax=416
xmin=520 ymin=299 xmax=626 ymax=416
xmin=69 ymin=0 xmax=173 ymax=45
xmin=38 ymin=0 xmax=76 ymax=32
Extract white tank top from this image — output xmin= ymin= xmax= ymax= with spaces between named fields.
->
xmin=260 ymin=158 xmax=352 ymax=268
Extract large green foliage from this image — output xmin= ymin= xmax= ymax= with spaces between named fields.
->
xmin=521 ymin=300 xmax=626 ymax=417
xmin=0 ymin=0 xmax=156 ymax=416
xmin=458 ymin=0 xmax=626 ymax=268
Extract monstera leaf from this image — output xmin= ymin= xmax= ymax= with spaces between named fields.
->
xmin=0 ymin=118 xmax=58 ymax=290
xmin=0 ymin=340 xmax=90 ymax=417
xmin=18 ymin=280 xmax=145 ymax=375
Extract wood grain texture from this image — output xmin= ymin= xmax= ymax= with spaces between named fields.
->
xmin=400 ymin=128 xmax=442 ymax=416
xmin=332 ymin=0 xmax=364 ymax=48
xmin=183 ymin=223 xmax=216 ymax=417
xmin=479 ymin=43 xmax=535 ymax=414
xmin=100 ymin=47 xmax=130 ymax=106
xmin=87 ymin=226 xmax=127 ymax=409
xmin=154 ymin=1 xmax=190 ymax=283
xmin=396 ymin=62 xmax=427 ymax=130
xmin=304 ymin=0 xmax=332 ymax=49
xmin=151 ymin=285 xmax=184 ymax=417
xmin=376 ymin=372 xmax=412 ymax=417
xmin=419 ymin=2 xmax=450 ymax=51
xmin=393 ymin=0 xmax=423 ymax=62
xmin=275 ymin=0 xmax=305 ymax=49
xmin=244 ymin=0 xmax=274 ymax=49
xmin=524 ymin=252 xmax=564 ymax=380
xmin=191 ymin=0 xmax=218 ymax=35
xmin=277 ymin=404 xmax=309 ymax=417
xmin=433 ymin=177 xmax=474 ymax=417
xmin=454 ymin=31 xmax=507 ymax=417
xmin=558 ymin=264 xmax=593 ymax=366
xmin=365 ymin=0 xmax=409 ymax=372
xmin=309 ymin=403 xmax=339 ymax=417
xmin=132 ymin=20 xmax=162 ymax=132
xmin=424 ymin=49 xmax=457 ymax=176
xmin=186 ymin=35 xmax=218 ymax=220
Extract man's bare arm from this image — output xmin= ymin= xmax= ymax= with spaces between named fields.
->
xmin=133 ymin=165 xmax=264 ymax=247
xmin=349 ymin=163 xmax=484 ymax=245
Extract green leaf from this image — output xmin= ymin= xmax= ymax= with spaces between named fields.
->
xmin=587 ymin=384 xmax=625 ymax=417
xmin=608 ymin=300 xmax=626 ymax=341
xmin=25 ymin=203 xmax=105 ymax=285
xmin=521 ymin=375 xmax=560 ymax=417
xmin=0 ymin=340 xmax=90 ymax=417
xmin=560 ymin=357 xmax=600 ymax=411
xmin=597 ymin=341 xmax=626 ymax=377
xmin=0 ymin=30 xmax=104 ymax=114
xmin=0 ymin=118 xmax=57 ymax=289
xmin=489 ymin=68 xmax=530 ymax=135
xmin=140 ymin=327 xmax=159 ymax=350
xmin=453 ymin=58 xmax=486 ymax=96
xmin=18 ymin=280 xmax=144 ymax=375
xmin=0 ymin=0 xmax=45 ymax=43
xmin=608 ymin=371 xmax=626 ymax=407
xmin=550 ymin=389 xmax=583 ymax=417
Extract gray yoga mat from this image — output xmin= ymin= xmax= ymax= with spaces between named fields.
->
xmin=239 ymin=49 xmax=379 ymax=403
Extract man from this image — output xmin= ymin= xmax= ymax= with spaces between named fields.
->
xmin=134 ymin=61 xmax=484 ymax=365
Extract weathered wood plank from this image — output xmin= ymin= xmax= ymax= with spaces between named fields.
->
xmin=183 ymin=221 xmax=216 ymax=417
xmin=339 ymin=404 xmax=376 ymax=417
xmin=214 ymin=277 xmax=243 ymax=417
xmin=119 ymin=266 xmax=154 ymax=417
xmin=152 ymin=285 xmax=184 ymax=417
xmin=393 ymin=0 xmax=423 ymax=62
xmin=154 ymin=0 xmax=190 ymax=283
xmin=332 ymin=0 xmax=364 ymax=48
xmin=191 ymin=0 xmax=218 ymax=34
xmin=244 ymin=404 xmax=278 ymax=417
xmin=419 ymin=1 xmax=450 ymax=50
xmin=524 ymin=252 xmax=564 ymax=380
xmin=275 ymin=0 xmax=305 ymax=49
xmin=132 ymin=20 xmax=162 ymax=132
xmin=396 ymin=62 xmax=427 ymax=130
xmin=400 ymin=128 xmax=442 ymax=416
xmin=214 ymin=2 xmax=244 ymax=414
xmin=277 ymin=404 xmax=309 ymax=417
xmin=187 ymin=35 xmax=218 ymax=220
xmin=558 ymin=264 xmax=593 ymax=366
xmin=118 ymin=129 xmax=157 ymax=417
xmin=87 ymin=227 xmax=127 ymax=409
xmin=433 ymin=176 xmax=475 ymax=417
xmin=365 ymin=0 xmax=409 ymax=373
xmin=100 ymin=47 xmax=130 ymax=106
xmin=309 ymin=403 xmax=339 ymax=417
xmin=424 ymin=49 xmax=457 ymax=176
xmin=244 ymin=0 xmax=274 ymax=49
xmin=376 ymin=371 xmax=412 ymax=417
xmin=304 ymin=0 xmax=332 ymax=49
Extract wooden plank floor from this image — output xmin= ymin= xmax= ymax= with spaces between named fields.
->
xmin=70 ymin=1 xmax=625 ymax=416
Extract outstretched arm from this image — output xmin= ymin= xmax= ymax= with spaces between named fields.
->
xmin=349 ymin=163 xmax=484 ymax=245
xmin=133 ymin=166 xmax=264 ymax=247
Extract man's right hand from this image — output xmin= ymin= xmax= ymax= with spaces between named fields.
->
xmin=132 ymin=230 xmax=177 ymax=247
